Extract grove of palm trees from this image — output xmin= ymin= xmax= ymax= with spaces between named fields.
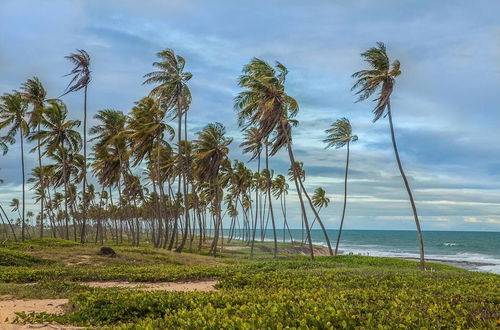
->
xmin=0 ymin=43 xmax=425 ymax=266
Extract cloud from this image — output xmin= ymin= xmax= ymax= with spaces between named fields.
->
xmin=0 ymin=0 xmax=499 ymax=231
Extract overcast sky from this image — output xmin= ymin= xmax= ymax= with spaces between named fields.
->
xmin=0 ymin=0 xmax=499 ymax=231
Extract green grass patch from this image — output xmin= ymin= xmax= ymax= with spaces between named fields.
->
xmin=0 ymin=248 xmax=53 ymax=266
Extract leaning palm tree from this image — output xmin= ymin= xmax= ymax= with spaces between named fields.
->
xmin=311 ymin=187 xmax=330 ymax=223
xmin=63 ymin=49 xmax=91 ymax=242
xmin=352 ymin=42 xmax=425 ymax=269
xmin=0 ymin=92 xmax=29 ymax=240
xmin=29 ymin=100 xmax=82 ymax=240
xmin=143 ymin=49 xmax=192 ymax=252
xmin=235 ymin=58 xmax=319 ymax=259
xmin=324 ymin=117 xmax=358 ymax=255
xmin=21 ymin=77 xmax=49 ymax=238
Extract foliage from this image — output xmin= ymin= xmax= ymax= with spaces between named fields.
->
xmin=0 ymin=238 xmax=80 ymax=250
xmin=16 ymin=259 xmax=499 ymax=328
xmin=0 ymin=248 xmax=52 ymax=266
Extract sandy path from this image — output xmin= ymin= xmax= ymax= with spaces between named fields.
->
xmin=223 ymin=246 xmax=248 ymax=251
xmin=0 ymin=280 xmax=217 ymax=328
xmin=83 ymin=280 xmax=217 ymax=291
xmin=0 ymin=299 xmax=68 ymax=328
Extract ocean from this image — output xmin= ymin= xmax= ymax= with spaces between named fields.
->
xmin=228 ymin=229 xmax=500 ymax=274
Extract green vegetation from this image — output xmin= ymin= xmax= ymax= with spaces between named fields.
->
xmin=0 ymin=248 xmax=52 ymax=266
xmin=0 ymin=240 xmax=497 ymax=328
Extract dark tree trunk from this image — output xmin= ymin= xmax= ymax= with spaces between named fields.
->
xmin=387 ymin=101 xmax=425 ymax=270
xmin=335 ymin=141 xmax=350 ymax=255
xmin=81 ymin=85 xmax=88 ymax=243
xmin=20 ymin=129 xmax=26 ymax=241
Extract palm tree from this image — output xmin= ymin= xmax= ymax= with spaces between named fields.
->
xmin=143 ymin=49 xmax=192 ymax=252
xmin=235 ymin=58 xmax=318 ymax=259
xmin=311 ymin=187 xmax=330 ymax=220
xmin=324 ymin=117 xmax=358 ymax=255
xmin=128 ymin=97 xmax=174 ymax=248
xmin=29 ymin=100 xmax=82 ymax=239
xmin=0 ymin=92 xmax=29 ymax=240
xmin=352 ymin=42 xmax=425 ymax=269
xmin=63 ymin=49 xmax=91 ymax=243
xmin=21 ymin=77 xmax=49 ymax=238
xmin=193 ymin=123 xmax=232 ymax=255
xmin=272 ymin=174 xmax=293 ymax=243
xmin=240 ymin=127 xmax=263 ymax=257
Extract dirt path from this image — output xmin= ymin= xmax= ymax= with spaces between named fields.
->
xmin=83 ymin=280 xmax=218 ymax=291
xmin=0 ymin=280 xmax=217 ymax=328
xmin=0 ymin=299 xmax=69 ymax=328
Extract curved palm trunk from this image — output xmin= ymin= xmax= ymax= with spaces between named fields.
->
xmin=335 ymin=141 xmax=350 ymax=255
xmin=280 ymin=122 xmax=314 ymax=260
xmin=20 ymin=129 xmax=26 ymax=241
xmin=80 ymin=85 xmax=88 ymax=243
xmin=297 ymin=178 xmax=333 ymax=255
xmin=387 ymin=102 xmax=425 ymax=270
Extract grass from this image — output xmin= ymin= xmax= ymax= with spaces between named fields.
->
xmin=0 ymin=238 xmax=498 ymax=328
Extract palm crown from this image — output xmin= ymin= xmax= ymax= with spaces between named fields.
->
xmin=351 ymin=42 xmax=401 ymax=122
xmin=324 ymin=117 xmax=358 ymax=149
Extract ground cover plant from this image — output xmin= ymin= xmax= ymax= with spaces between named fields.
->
xmin=0 ymin=239 xmax=498 ymax=328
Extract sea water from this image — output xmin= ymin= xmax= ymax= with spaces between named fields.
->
xmin=227 ymin=229 xmax=500 ymax=274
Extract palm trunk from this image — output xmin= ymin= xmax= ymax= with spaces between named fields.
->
xmin=335 ymin=141 xmax=350 ymax=255
xmin=62 ymin=146 xmax=69 ymax=240
xmin=20 ymin=129 xmax=26 ymax=241
xmin=37 ymin=123 xmax=44 ymax=238
xmin=250 ymin=153 xmax=260 ymax=258
xmin=297 ymin=177 xmax=333 ymax=255
xmin=176 ymin=110 xmax=190 ymax=252
xmin=280 ymin=121 xmax=314 ymax=260
xmin=265 ymin=144 xmax=278 ymax=257
xmin=0 ymin=204 xmax=17 ymax=241
xmin=387 ymin=102 xmax=425 ymax=270
xmin=80 ymin=85 xmax=88 ymax=243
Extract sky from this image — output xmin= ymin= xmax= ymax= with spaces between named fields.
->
xmin=0 ymin=0 xmax=499 ymax=231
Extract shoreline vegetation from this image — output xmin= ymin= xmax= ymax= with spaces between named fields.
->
xmin=0 ymin=43 xmax=427 ymax=266
xmin=0 ymin=238 xmax=498 ymax=328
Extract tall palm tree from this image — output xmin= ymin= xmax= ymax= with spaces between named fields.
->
xmin=324 ymin=117 xmax=358 ymax=255
xmin=235 ymin=58 xmax=318 ymax=259
xmin=21 ymin=77 xmax=48 ymax=238
xmin=193 ymin=122 xmax=232 ymax=256
xmin=240 ymin=127 xmax=264 ymax=257
xmin=0 ymin=92 xmax=29 ymax=240
xmin=63 ymin=49 xmax=91 ymax=243
xmin=128 ymin=97 xmax=174 ymax=248
xmin=29 ymin=100 xmax=82 ymax=240
xmin=352 ymin=42 xmax=425 ymax=269
xmin=143 ymin=49 xmax=192 ymax=252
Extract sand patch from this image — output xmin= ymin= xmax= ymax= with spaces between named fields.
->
xmin=83 ymin=280 xmax=217 ymax=291
xmin=0 ymin=299 xmax=68 ymax=327
xmin=65 ymin=255 xmax=91 ymax=267
xmin=223 ymin=246 xmax=248 ymax=251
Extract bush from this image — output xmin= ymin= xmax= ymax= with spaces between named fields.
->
xmin=17 ymin=265 xmax=499 ymax=328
